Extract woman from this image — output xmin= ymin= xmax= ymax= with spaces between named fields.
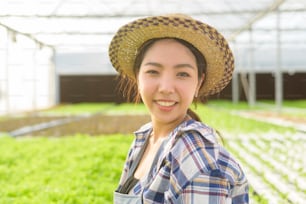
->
xmin=109 ymin=14 xmax=249 ymax=204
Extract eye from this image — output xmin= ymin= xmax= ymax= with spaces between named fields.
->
xmin=177 ymin=72 xmax=190 ymax=77
xmin=146 ymin=69 xmax=159 ymax=75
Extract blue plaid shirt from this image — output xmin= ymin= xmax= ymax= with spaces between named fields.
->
xmin=116 ymin=119 xmax=249 ymax=203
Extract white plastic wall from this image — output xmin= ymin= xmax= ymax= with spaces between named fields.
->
xmin=0 ymin=27 xmax=56 ymax=115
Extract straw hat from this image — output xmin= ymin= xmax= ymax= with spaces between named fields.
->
xmin=108 ymin=14 xmax=234 ymax=96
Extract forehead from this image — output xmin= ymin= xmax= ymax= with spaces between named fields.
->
xmin=143 ymin=39 xmax=196 ymax=61
xmin=148 ymin=38 xmax=190 ymax=51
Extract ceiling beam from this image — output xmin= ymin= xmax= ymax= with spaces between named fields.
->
xmin=228 ymin=0 xmax=286 ymax=41
xmin=0 ymin=7 xmax=304 ymax=19
xmin=27 ymin=27 xmax=306 ymax=36
xmin=0 ymin=21 xmax=54 ymax=49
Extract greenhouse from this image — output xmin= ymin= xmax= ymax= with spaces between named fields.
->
xmin=0 ymin=0 xmax=305 ymax=203
xmin=1 ymin=0 xmax=306 ymax=114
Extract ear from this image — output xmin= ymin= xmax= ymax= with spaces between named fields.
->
xmin=195 ymin=74 xmax=205 ymax=97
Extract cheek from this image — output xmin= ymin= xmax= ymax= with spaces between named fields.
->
xmin=178 ymin=83 xmax=198 ymax=100
xmin=137 ymin=75 xmax=154 ymax=95
xmin=186 ymin=88 xmax=196 ymax=99
xmin=183 ymin=78 xmax=198 ymax=89
xmin=137 ymin=74 xmax=144 ymax=91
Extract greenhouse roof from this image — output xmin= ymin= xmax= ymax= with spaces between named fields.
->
xmin=0 ymin=0 xmax=306 ymax=71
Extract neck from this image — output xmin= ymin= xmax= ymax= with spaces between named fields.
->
xmin=150 ymin=115 xmax=189 ymax=142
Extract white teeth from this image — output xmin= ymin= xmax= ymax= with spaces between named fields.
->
xmin=157 ymin=101 xmax=176 ymax=107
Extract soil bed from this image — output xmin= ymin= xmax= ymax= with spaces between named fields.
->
xmin=0 ymin=114 xmax=150 ymax=137
xmin=0 ymin=116 xmax=67 ymax=132
xmin=30 ymin=114 xmax=151 ymax=136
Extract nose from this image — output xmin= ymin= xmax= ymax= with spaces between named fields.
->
xmin=158 ymin=75 xmax=175 ymax=94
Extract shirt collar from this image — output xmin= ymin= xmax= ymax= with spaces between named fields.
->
xmin=179 ymin=119 xmax=218 ymax=144
xmin=134 ymin=119 xmax=217 ymax=145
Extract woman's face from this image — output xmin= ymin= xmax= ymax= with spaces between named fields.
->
xmin=137 ymin=39 xmax=203 ymax=125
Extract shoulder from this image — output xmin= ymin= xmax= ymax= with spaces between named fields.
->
xmin=178 ymin=120 xmax=218 ymax=144
xmin=170 ymin=120 xmax=246 ymax=185
xmin=170 ymin=120 xmax=219 ymax=174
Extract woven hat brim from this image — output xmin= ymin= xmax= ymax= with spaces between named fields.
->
xmin=109 ymin=15 xmax=234 ymax=96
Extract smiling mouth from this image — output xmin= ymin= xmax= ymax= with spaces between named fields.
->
xmin=156 ymin=100 xmax=177 ymax=107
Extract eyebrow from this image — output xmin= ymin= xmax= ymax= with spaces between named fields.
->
xmin=143 ymin=62 xmax=196 ymax=70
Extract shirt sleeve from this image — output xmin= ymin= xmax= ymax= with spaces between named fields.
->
xmin=166 ymin=131 xmax=249 ymax=204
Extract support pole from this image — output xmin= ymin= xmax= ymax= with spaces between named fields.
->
xmin=50 ymin=48 xmax=57 ymax=106
xmin=5 ymin=30 xmax=10 ymax=114
xmin=32 ymin=43 xmax=38 ymax=111
xmin=54 ymin=50 xmax=60 ymax=105
xmin=240 ymin=73 xmax=249 ymax=102
xmin=248 ymin=29 xmax=256 ymax=107
xmin=232 ymin=41 xmax=239 ymax=104
xmin=232 ymin=72 xmax=239 ymax=104
xmin=275 ymin=8 xmax=283 ymax=112
xmin=249 ymin=71 xmax=256 ymax=107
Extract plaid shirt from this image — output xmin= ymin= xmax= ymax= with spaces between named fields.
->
xmin=116 ymin=119 xmax=249 ymax=203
